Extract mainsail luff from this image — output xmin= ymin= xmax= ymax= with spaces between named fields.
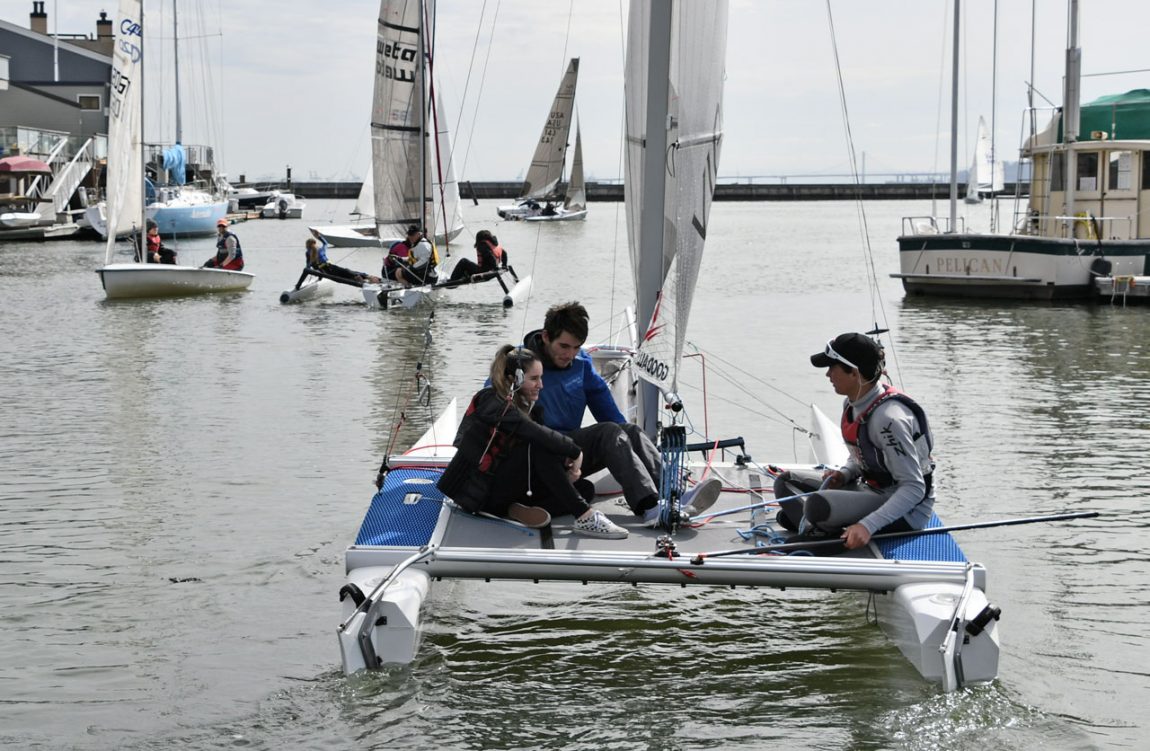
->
xmin=104 ymin=0 xmax=145 ymax=265
xmin=520 ymin=57 xmax=580 ymax=200
xmin=626 ymin=0 xmax=727 ymax=434
xmin=372 ymin=0 xmax=433 ymax=239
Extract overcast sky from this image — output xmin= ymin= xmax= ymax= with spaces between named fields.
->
xmin=5 ymin=0 xmax=1149 ymax=183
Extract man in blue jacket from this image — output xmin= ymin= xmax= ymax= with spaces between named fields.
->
xmin=523 ymin=301 xmax=720 ymax=526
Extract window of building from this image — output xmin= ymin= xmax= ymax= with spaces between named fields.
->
xmin=78 ymin=95 xmax=101 ymax=110
xmin=1143 ymin=153 xmax=1150 ymax=190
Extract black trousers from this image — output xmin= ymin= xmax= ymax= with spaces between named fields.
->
xmin=490 ymin=442 xmax=589 ymax=519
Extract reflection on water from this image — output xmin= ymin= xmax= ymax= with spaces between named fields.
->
xmin=0 ymin=200 xmax=1147 ymax=749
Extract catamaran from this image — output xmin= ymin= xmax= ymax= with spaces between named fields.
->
xmin=497 ymin=58 xmax=588 ymax=222
xmin=335 ymin=0 xmax=1027 ymax=691
xmin=96 ymin=0 xmax=252 ymax=299
xmin=292 ymin=1 xmax=529 ymax=310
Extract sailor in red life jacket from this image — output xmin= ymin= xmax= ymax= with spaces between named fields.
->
xmin=446 ymin=229 xmax=509 ymax=283
xmin=203 ymin=219 xmax=244 ymax=270
xmin=774 ymin=333 xmax=936 ymax=550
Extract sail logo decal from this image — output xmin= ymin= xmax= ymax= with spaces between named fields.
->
xmin=379 ymin=39 xmax=418 ymax=83
xmin=634 ymin=351 xmax=670 ymax=382
xmin=118 ymin=18 xmax=142 ymax=63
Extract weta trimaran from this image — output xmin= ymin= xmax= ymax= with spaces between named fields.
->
xmin=338 ymin=0 xmax=1005 ymax=690
xmin=294 ymin=0 xmax=529 ymax=309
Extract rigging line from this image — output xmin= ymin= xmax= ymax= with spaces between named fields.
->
xmin=824 ymin=0 xmax=901 ymax=390
xmin=450 ymin=0 xmax=488 ymax=174
xmin=930 ymin=2 xmax=950 ymax=219
xmin=457 ymin=0 xmax=501 ymax=186
xmin=384 ymin=309 xmax=438 ymax=458
xmin=558 ymin=0 xmax=575 ymax=79
xmin=608 ymin=0 xmax=627 ymax=336
xmin=671 ymin=363 xmax=810 ymax=432
xmin=680 ymin=345 xmax=806 ymax=409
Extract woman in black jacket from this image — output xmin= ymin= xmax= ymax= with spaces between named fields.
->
xmin=436 ymin=344 xmax=628 ymax=539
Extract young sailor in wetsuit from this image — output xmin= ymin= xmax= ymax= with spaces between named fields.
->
xmin=293 ymin=233 xmax=379 ymax=289
xmin=774 ymin=333 xmax=936 ymax=550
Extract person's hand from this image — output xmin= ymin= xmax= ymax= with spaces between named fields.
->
xmin=841 ymin=523 xmax=871 ymax=549
xmin=565 ymin=452 xmax=582 ymax=482
xmin=821 ymin=469 xmax=846 ymax=489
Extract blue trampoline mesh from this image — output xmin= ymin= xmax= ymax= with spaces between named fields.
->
xmin=875 ymin=514 xmax=967 ymax=563
xmin=354 ymin=467 xmax=445 ymax=546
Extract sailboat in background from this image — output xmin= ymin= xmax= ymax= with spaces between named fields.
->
xmin=963 ymin=116 xmax=1004 ymax=204
xmin=87 ymin=0 xmax=228 ymax=239
xmin=336 ymin=0 xmax=999 ymax=690
xmin=497 ymin=57 xmax=587 ymax=221
xmin=523 ymin=120 xmax=587 ymax=222
xmin=96 ymin=0 xmax=252 ymax=299
xmin=347 ymin=0 xmax=525 ymax=310
xmin=896 ymin=0 xmax=1150 ymax=300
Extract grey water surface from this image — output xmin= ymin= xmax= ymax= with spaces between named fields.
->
xmin=1 ymin=198 xmax=1145 ymax=750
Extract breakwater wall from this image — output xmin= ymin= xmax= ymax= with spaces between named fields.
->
xmin=273 ymin=181 xmax=1026 ymax=201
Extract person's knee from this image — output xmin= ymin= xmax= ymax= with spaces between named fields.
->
xmin=805 ymin=493 xmax=831 ymax=523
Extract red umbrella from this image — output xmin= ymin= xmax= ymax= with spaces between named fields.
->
xmin=0 ymin=155 xmax=53 ymax=175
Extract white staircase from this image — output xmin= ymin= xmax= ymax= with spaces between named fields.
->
xmin=46 ymin=137 xmax=95 ymax=219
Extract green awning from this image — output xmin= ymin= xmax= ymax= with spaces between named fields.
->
xmin=1060 ymin=89 xmax=1150 ymax=142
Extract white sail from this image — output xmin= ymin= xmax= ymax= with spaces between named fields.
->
xmin=372 ymin=0 xmax=433 ymax=239
xmin=563 ymin=122 xmax=586 ymax=212
xmin=431 ymin=92 xmax=465 ymax=243
xmin=965 ymin=116 xmax=1003 ymax=203
xmin=352 ymin=164 xmax=374 ymax=217
xmin=627 ymin=0 xmax=727 ymax=419
xmin=104 ymin=0 xmax=144 ymax=264
xmin=520 ymin=58 xmax=579 ymax=200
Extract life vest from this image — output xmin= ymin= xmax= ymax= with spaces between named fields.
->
xmin=217 ymin=231 xmax=243 ymax=258
xmin=477 ymin=240 xmax=503 ymax=269
xmin=840 ymin=384 xmax=933 ymax=488
xmin=385 ymin=241 xmax=410 ymax=268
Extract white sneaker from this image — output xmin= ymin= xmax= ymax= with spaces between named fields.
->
xmin=574 ymin=510 xmax=629 ymax=539
xmin=681 ymin=477 xmax=722 ymax=516
xmin=641 ymin=502 xmax=679 ymax=529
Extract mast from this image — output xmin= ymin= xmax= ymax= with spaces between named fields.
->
xmin=173 ymin=0 xmax=182 ymax=144
xmin=418 ymin=0 xmax=428 ymax=233
xmin=636 ymin=0 xmax=673 ymax=436
xmin=140 ymin=0 xmax=147 ymax=236
xmin=947 ymin=0 xmax=960 ymax=232
xmin=1063 ymin=0 xmax=1081 ymax=224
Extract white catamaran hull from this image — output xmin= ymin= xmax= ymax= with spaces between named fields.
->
xmin=523 ymin=208 xmax=588 ymax=222
xmin=279 ymin=278 xmax=335 ymax=304
xmin=97 ymin=263 xmax=254 ymax=298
